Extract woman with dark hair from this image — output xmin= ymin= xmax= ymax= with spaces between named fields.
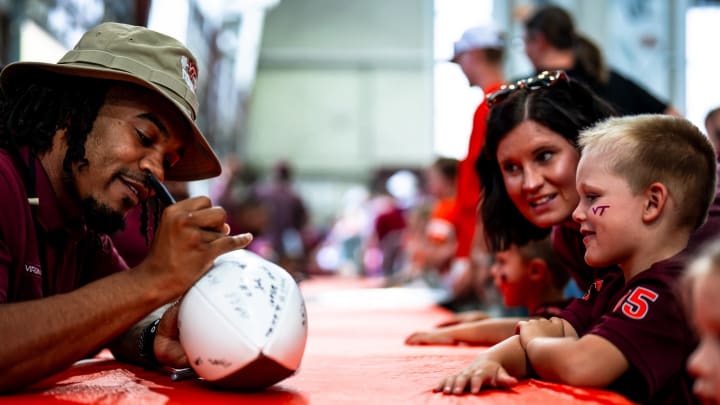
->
xmin=404 ymin=73 xmax=617 ymax=347
xmin=477 ymin=71 xmax=617 ymax=291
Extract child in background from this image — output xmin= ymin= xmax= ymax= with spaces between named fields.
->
xmin=493 ymin=237 xmax=569 ymax=318
xmin=405 ymin=236 xmax=569 ymax=345
xmin=685 ymin=240 xmax=720 ymax=404
xmin=436 ymin=114 xmax=716 ymax=404
xmin=392 ymin=158 xmax=460 ymax=289
xmin=422 ymin=157 xmax=460 ymax=276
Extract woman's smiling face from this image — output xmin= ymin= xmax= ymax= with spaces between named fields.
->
xmin=496 ymin=120 xmax=581 ymax=229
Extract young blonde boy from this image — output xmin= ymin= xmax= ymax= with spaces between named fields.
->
xmin=435 ymin=114 xmax=716 ymax=404
xmin=684 ymin=240 xmax=720 ymax=403
xmin=405 ymin=236 xmax=569 ymax=345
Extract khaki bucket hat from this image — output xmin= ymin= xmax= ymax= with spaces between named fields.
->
xmin=0 ymin=22 xmax=221 ymax=181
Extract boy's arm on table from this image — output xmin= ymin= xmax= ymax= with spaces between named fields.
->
xmin=521 ymin=317 xmax=629 ymax=387
xmin=406 ymin=317 xmax=526 ymax=346
xmin=435 ymin=310 xmax=489 ymax=327
xmin=435 ymin=334 xmax=528 ymax=395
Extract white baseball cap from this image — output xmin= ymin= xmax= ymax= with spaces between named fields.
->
xmin=451 ymin=24 xmax=505 ymax=63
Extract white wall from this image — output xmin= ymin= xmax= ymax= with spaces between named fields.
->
xmin=247 ymin=0 xmax=434 ymax=225
xmin=496 ymin=0 xmax=683 ymax=110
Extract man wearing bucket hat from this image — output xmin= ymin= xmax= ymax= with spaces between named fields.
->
xmin=439 ymin=24 xmax=506 ymax=312
xmin=0 ymin=22 xmax=252 ymax=391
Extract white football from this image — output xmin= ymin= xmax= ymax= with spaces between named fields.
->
xmin=178 ymin=249 xmax=308 ymax=390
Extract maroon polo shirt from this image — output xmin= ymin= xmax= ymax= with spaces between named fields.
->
xmin=0 ymin=148 xmax=127 ymax=303
xmin=559 ymin=254 xmax=695 ymax=404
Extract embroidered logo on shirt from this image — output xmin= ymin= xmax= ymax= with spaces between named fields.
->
xmin=25 ymin=264 xmax=41 ymax=276
xmin=582 ymin=279 xmax=603 ymax=301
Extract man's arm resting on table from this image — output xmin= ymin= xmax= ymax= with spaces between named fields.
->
xmin=0 ymin=199 xmax=253 ymax=392
xmin=525 ymin=319 xmax=629 ymax=387
xmin=109 ymin=305 xmax=167 ymax=367
xmin=0 ymin=269 xmax=169 ymax=393
xmin=109 ymin=301 xmax=188 ymax=369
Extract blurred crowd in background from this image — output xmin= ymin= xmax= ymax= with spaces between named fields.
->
xmin=160 ymin=154 xmax=507 ymax=315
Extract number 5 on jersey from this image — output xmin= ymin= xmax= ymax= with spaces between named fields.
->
xmin=614 ymin=287 xmax=659 ymax=319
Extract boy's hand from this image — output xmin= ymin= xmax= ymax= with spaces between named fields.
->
xmin=405 ymin=330 xmax=455 ymax=345
xmin=434 ymin=359 xmax=518 ymax=395
xmin=517 ymin=317 xmax=565 ymax=349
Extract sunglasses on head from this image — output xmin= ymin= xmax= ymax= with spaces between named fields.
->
xmin=486 ymin=70 xmax=569 ymax=108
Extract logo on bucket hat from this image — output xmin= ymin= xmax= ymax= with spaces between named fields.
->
xmin=0 ymin=22 xmax=221 ymax=181
xmin=181 ymin=55 xmax=198 ymax=94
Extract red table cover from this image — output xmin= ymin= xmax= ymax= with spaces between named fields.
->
xmin=5 ymin=276 xmax=636 ymax=405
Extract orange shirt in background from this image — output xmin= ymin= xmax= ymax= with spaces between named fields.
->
xmin=454 ymin=82 xmax=504 ymax=259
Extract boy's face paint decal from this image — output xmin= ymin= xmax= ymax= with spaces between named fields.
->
xmin=592 ymin=205 xmax=610 ymax=216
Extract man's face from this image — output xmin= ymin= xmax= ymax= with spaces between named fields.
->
xmin=425 ymin=165 xmax=452 ymax=198
xmin=455 ymin=50 xmax=483 ymax=87
xmin=69 ymin=84 xmax=187 ymax=233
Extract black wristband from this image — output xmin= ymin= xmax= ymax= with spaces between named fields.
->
xmin=138 ymin=318 xmax=161 ymax=364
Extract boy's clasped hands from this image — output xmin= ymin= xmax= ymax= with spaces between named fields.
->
xmin=516 ymin=317 xmax=569 ymax=347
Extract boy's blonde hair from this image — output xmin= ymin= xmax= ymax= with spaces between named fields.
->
xmin=682 ymin=239 xmax=720 ymax=318
xmin=685 ymin=240 xmax=720 ymax=282
xmin=516 ymin=237 xmax=569 ymax=290
xmin=579 ymin=114 xmax=717 ymax=231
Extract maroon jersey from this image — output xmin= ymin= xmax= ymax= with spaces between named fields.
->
xmin=559 ymin=254 xmax=696 ymax=404
xmin=532 ymin=299 xmax=572 ymax=318
xmin=0 ymin=148 xmax=127 ymax=303
xmin=551 ymin=225 xmax=615 ymax=292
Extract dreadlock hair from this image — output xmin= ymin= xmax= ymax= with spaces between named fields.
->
xmin=139 ymin=198 xmax=162 ymax=247
xmin=0 ymin=75 xmax=160 ymax=244
xmin=0 ymin=73 xmax=108 ymax=170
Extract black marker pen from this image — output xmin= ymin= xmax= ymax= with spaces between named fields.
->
xmin=170 ymin=367 xmax=197 ymax=381
xmin=146 ymin=171 xmax=176 ymax=206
